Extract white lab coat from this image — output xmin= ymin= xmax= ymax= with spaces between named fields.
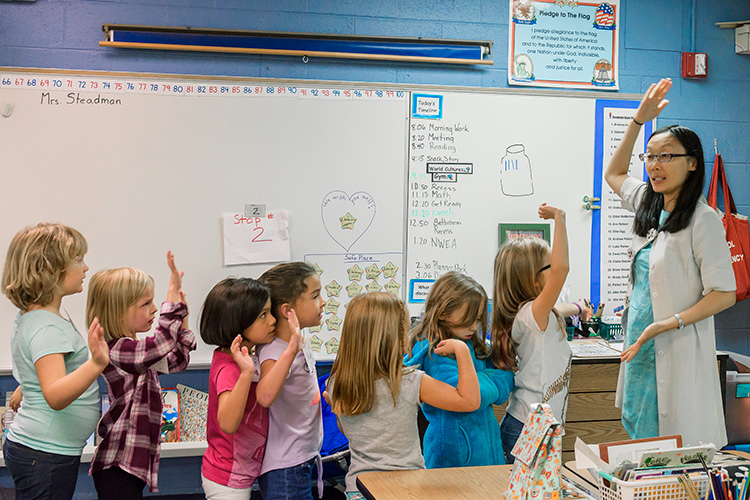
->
xmin=615 ymin=176 xmax=736 ymax=448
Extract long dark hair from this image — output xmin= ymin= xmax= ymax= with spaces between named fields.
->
xmin=633 ymin=125 xmax=705 ymax=237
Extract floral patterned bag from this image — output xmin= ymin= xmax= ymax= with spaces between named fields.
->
xmin=503 ymin=404 xmax=563 ymax=500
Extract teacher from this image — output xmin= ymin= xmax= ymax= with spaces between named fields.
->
xmin=605 ymin=78 xmax=736 ymax=447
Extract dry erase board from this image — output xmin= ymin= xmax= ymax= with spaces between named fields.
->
xmin=405 ymin=90 xmax=642 ymax=315
xmin=0 ymin=69 xmax=408 ymax=368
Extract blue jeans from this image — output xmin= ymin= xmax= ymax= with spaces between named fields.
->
xmin=500 ymin=413 xmax=525 ymax=464
xmin=258 ymin=458 xmax=315 ymax=500
xmin=2 ymin=438 xmax=81 ymax=500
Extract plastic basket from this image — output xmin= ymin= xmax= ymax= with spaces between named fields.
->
xmin=599 ymin=321 xmax=623 ymax=341
xmin=565 ymin=325 xmax=575 ymax=341
xmin=597 ymin=473 xmax=710 ymax=500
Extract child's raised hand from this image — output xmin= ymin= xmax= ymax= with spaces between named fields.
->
xmin=230 ymin=334 xmax=255 ymax=375
xmin=286 ymin=309 xmax=303 ymax=353
xmin=538 ymin=203 xmax=565 ymax=221
xmin=88 ymin=317 xmax=110 ymax=369
xmin=634 ymin=78 xmax=671 ymax=125
xmin=166 ymin=251 xmax=184 ymax=303
xmin=434 ymin=338 xmax=469 ymax=357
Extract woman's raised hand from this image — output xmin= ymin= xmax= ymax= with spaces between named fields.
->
xmin=634 ymin=78 xmax=672 ymax=125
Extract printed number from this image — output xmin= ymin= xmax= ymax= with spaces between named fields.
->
xmin=78 ymin=81 xmax=86 ymax=88
xmin=2 ymin=78 xmax=11 ymax=86
xmin=198 ymin=86 xmax=206 ymax=93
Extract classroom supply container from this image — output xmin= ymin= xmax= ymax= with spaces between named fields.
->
xmin=580 ymin=319 xmax=599 ymax=337
xmin=725 ymin=371 xmax=750 ymax=445
xmin=596 ymin=472 xmax=710 ymax=500
xmin=598 ymin=321 xmax=623 ymax=341
xmin=565 ymin=326 xmax=575 ymax=341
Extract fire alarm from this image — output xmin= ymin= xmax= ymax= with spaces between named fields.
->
xmin=681 ymin=52 xmax=707 ymax=78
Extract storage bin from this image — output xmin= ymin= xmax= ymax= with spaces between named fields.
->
xmin=599 ymin=321 xmax=623 ymax=341
xmin=597 ymin=472 xmax=710 ymax=500
xmin=725 ymin=371 xmax=750 ymax=445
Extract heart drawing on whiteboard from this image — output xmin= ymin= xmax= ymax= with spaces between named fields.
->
xmin=321 ymin=191 xmax=376 ymax=252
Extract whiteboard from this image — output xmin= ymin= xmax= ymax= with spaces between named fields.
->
xmin=0 ymin=70 xmax=409 ymax=369
xmin=405 ymin=90 xmax=638 ymax=317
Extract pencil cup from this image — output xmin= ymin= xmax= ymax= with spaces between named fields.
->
xmin=580 ymin=319 xmax=600 ymax=337
xmin=565 ymin=326 xmax=575 ymax=341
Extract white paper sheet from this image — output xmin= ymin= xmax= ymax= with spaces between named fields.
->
xmin=223 ymin=210 xmax=291 ymax=265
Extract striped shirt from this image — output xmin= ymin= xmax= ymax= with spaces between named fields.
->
xmin=89 ymin=301 xmax=196 ymax=491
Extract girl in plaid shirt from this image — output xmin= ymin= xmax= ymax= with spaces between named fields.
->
xmin=87 ymin=251 xmax=196 ymax=499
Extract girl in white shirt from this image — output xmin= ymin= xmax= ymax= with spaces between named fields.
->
xmin=492 ymin=204 xmax=572 ymax=464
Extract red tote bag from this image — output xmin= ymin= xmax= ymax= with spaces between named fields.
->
xmin=707 ymin=153 xmax=750 ymax=302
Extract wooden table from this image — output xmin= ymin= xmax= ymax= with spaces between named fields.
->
xmin=356 ymin=465 xmax=512 ymax=500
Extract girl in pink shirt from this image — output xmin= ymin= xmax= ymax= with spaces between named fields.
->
xmin=200 ymin=277 xmax=301 ymax=499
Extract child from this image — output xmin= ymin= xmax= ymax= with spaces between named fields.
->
xmin=327 ymin=292 xmax=481 ymax=499
xmin=405 ymin=271 xmax=514 ymax=468
xmin=199 ymin=277 xmax=281 ymax=498
xmin=492 ymin=204 xmax=573 ymax=464
xmin=1 ymin=223 xmax=109 ymax=500
xmin=88 ymin=251 xmax=196 ymax=499
xmin=256 ymin=262 xmax=324 ymax=500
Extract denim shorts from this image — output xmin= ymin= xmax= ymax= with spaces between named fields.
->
xmin=257 ymin=458 xmax=315 ymax=500
xmin=500 ymin=413 xmax=525 ymax=465
xmin=2 ymin=438 xmax=81 ymax=500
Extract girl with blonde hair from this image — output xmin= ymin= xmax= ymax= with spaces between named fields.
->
xmin=1 ymin=223 xmax=108 ymax=500
xmin=405 ymin=271 xmax=513 ymax=468
xmin=87 ymin=252 xmax=195 ymax=499
xmin=326 ymin=292 xmax=481 ymax=499
xmin=492 ymin=204 xmax=573 ymax=464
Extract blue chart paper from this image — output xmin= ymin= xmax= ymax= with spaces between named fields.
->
xmin=508 ymin=0 xmax=620 ymax=90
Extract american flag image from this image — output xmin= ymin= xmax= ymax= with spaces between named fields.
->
xmin=595 ymin=3 xmax=614 ymax=26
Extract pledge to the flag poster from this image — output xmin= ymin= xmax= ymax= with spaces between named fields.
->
xmin=508 ymin=0 xmax=620 ymax=90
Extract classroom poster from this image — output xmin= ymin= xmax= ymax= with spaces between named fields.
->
xmin=508 ymin=0 xmax=620 ymax=90
xmin=304 ymin=252 xmax=403 ymax=362
xmin=590 ymin=100 xmax=651 ymax=310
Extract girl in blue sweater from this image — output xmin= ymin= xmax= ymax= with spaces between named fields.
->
xmin=405 ymin=271 xmax=514 ymax=468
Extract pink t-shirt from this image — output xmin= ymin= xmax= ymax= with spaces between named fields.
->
xmin=202 ymin=349 xmax=269 ymax=489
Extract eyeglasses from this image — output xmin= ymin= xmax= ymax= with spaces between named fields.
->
xmin=638 ymin=152 xmax=691 ymax=163
xmin=538 ymin=264 xmax=551 ymax=273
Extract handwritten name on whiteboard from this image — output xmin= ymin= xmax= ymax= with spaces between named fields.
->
xmin=222 ymin=210 xmax=290 ymax=266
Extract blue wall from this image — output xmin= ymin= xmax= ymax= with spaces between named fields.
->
xmin=1 ymin=0 xmax=747 ymax=351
